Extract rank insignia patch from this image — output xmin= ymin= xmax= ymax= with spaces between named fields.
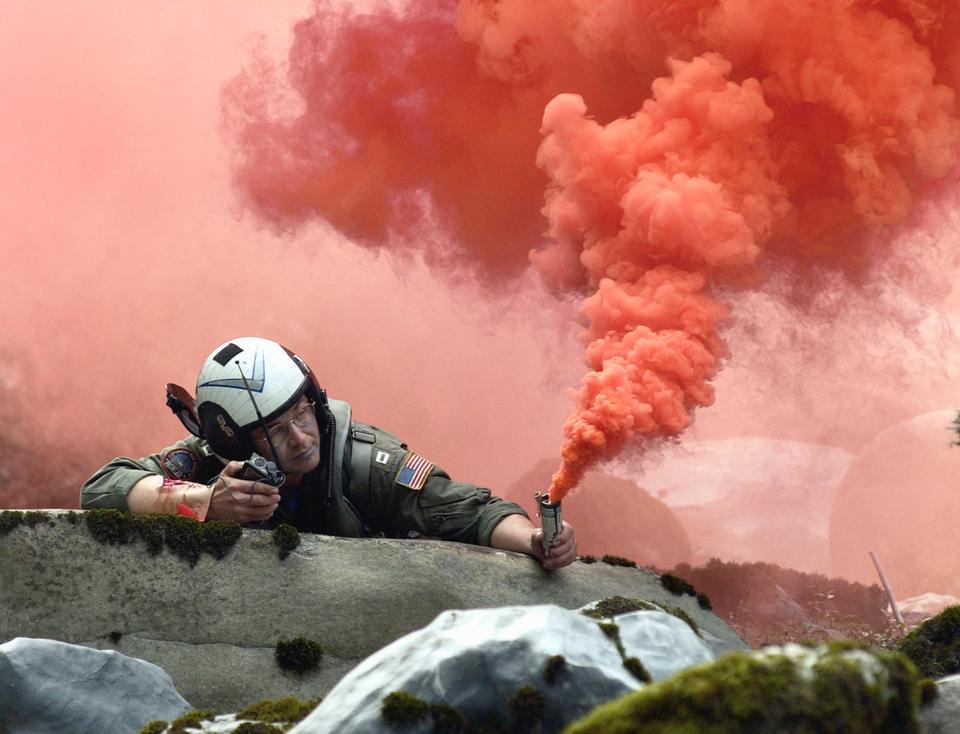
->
xmin=375 ymin=450 xmax=391 ymax=465
xmin=395 ymin=452 xmax=435 ymax=491
xmin=161 ymin=447 xmax=199 ymax=480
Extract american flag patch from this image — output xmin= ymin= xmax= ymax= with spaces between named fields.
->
xmin=395 ymin=452 xmax=435 ymax=491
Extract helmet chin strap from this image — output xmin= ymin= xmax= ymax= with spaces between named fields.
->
xmin=235 ymin=360 xmax=287 ymax=473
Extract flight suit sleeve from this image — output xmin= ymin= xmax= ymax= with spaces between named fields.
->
xmin=79 ymin=437 xmax=222 ymax=510
xmin=354 ymin=427 xmax=529 ymax=546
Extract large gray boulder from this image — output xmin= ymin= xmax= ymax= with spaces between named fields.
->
xmin=0 ymin=637 xmax=190 ymax=734
xmin=0 ymin=511 xmax=745 ymax=711
xmin=291 ymin=605 xmax=715 ymax=734
xmin=919 ymin=673 xmax=960 ymax=734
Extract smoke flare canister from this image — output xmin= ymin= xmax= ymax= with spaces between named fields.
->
xmin=535 ymin=492 xmax=562 ymax=555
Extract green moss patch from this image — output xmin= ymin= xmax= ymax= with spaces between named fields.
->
xmin=234 ymin=723 xmax=282 ymax=734
xmin=139 ymin=721 xmax=167 ymax=734
xmin=898 ymin=604 xmax=960 ymax=678
xmin=0 ymin=511 xmax=25 ymax=535
xmin=272 ymin=523 xmax=301 ymax=560
xmin=83 ymin=509 xmax=242 ymax=567
xmin=919 ymin=678 xmax=939 ymax=706
xmin=564 ymin=643 xmax=923 ymax=734
xmin=507 ymin=686 xmax=544 ymax=732
xmin=0 ymin=510 xmax=60 ymax=536
xmin=623 ymin=657 xmax=652 ymax=684
xmin=275 ymin=636 xmax=323 ymax=674
xmin=382 ymin=691 xmax=429 ymax=726
xmin=168 ymin=709 xmax=214 ymax=734
xmin=601 ymin=554 xmax=637 ymax=568
xmin=429 ymin=703 xmax=465 ymax=734
xmin=236 ymin=696 xmax=321 ymax=724
xmin=582 ymin=596 xmax=659 ymax=620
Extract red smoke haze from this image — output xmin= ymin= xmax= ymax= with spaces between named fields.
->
xmin=3 ymin=1 xmax=960 ymax=597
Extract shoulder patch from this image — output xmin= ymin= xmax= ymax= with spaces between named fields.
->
xmin=161 ymin=447 xmax=200 ymax=480
xmin=395 ymin=452 xmax=436 ymax=491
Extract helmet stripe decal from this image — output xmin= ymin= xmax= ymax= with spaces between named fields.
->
xmin=198 ymin=348 xmax=266 ymax=392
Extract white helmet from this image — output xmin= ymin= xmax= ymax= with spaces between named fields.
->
xmin=195 ymin=337 xmax=325 ymax=459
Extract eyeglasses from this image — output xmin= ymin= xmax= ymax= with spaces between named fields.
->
xmin=252 ymin=400 xmax=315 ymax=445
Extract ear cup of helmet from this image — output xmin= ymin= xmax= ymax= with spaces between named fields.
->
xmin=198 ymin=402 xmax=256 ymax=461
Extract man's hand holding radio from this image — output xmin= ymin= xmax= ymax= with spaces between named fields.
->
xmin=207 ymin=460 xmax=281 ymax=523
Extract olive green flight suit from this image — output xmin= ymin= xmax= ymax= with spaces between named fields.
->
xmin=80 ymin=399 xmax=527 ymax=547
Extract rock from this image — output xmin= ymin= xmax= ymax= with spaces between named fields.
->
xmin=830 ymin=410 xmax=960 ymax=598
xmin=0 ymin=510 xmax=747 ymax=711
xmin=289 ymin=604 xmax=715 ymax=734
xmin=0 ymin=637 xmax=190 ymax=734
xmin=898 ymin=593 xmax=960 ymax=627
xmin=918 ymin=673 xmax=960 ymax=734
xmin=565 ymin=643 xmax=923 ymax=733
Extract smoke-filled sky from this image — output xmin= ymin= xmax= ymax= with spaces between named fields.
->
xmin=3 ymin=0 xmax=960 ymax=592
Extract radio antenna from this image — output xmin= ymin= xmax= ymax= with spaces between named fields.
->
xmin=235 ymin=360 xmax=284 ymax=468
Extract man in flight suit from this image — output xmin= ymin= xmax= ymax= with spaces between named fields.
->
xmin=80 ymin=337 xmax=577 ymax=569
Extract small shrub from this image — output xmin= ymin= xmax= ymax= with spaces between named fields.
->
xmin=660 ymin=572 xmax=696 ymax=597
xmin=582 ymin=596 xmax=658 ymax=619
xmin=272 ymin=523 xmax=301 ymax=560
xmin=623 ymin=656 xmax=652 ymax=684
xmin=696 ymin=591 xmax=712 ymax=610
xmin=430 ymin=703 xmax=465 ymax=734
xmin=920 ymin=678 xmax=939 ymax=705
xmin=544 ymin=655 xmax=566 ymax=685
xmin=898 ymin=605 xmax=960 ymax=678
xmin=578 ymin=555 xmax=598 ymax=564
xmin=139 ymin=721 xmax=167 ymax=734
xmin=234 ymin=724 xmax=282 ymax=734
xmin=236 ymin=695 xmax=322 ymax=723
xmin=381 ymin=691 xmax=429 ymax=725
xmin=275 ymin=636 xmax=323 ymax=673
xmin=168 ymin=709 xmax=214 ymax=734
xmin=598 ymin=622 xmax=625 ymax=657
xmin=601 ymin=554 xmax=637 ymax=568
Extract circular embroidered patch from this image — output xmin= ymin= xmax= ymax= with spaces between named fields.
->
xmin=161 ymin=447 xmax=199 ymax=480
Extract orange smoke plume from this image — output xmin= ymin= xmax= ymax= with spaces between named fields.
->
xmin=532 ymin=0 xmax=960 ymax=499
xmin=223 ymin=0 xmax=960 ymax=501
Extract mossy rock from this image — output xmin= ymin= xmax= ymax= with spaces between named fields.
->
xmin=563 ymin=643 xmax=923 ymax=734
xmin=898 ymin=604 xmax=960 ymax=678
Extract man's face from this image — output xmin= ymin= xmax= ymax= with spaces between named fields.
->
xmin=248 ymin=396 xmax=322 ymax=475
